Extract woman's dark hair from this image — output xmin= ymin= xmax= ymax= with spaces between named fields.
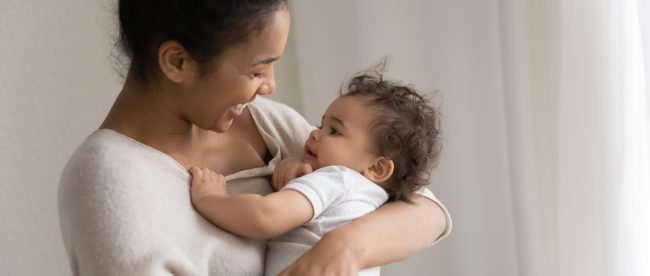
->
xmin=341 ymin=62 xmax=443 ymax=203
xmin=118 ymin=0 xmax=288 ymax=81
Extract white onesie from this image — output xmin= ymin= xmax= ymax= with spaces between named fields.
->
xmin=265 ymin=165 xmax=388 ymax=276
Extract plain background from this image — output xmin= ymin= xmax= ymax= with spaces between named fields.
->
xmin=1 ymin=0 xmax=518 ymax=275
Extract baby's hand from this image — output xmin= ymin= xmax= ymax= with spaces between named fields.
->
xmin=272 ymin=157 xmax=313 ymax=191
xmin=189 ymin=167 xmax=227 ymax=204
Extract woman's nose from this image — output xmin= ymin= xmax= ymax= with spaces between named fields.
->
xmin=256 ymin=67 xmax=276 ymax=95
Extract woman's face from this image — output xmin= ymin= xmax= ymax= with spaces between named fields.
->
xmin=179 ymin=8 xmax=290 ymax=132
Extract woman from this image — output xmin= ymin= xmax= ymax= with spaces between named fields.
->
xmin=58 ymin=0 xmax=451 ymax=275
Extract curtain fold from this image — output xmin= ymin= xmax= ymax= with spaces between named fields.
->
xmin=556 ymin=1 xmax=620 ymax=275
xmin=498 ymin=0 xmax=559 ymax=275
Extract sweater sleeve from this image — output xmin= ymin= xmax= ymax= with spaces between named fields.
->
xmin=415 ymin=187 xmax=452 ymax=245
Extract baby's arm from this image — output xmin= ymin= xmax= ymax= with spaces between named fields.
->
xmin=189 ymin=167 xmax=313 ymax=240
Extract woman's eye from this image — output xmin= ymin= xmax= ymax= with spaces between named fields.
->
xmin=252 ymin=72 xmax=264 ymax=79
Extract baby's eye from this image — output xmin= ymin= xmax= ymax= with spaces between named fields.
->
xmin=329 ymin=127 xmax=339 ymax=135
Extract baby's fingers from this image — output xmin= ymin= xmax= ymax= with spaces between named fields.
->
xmin=298 ymin=164 xmax=313 ymax=177
xmin=189 ymin=166 xmax=203 ymax=178
xmin=200 ymin=167 xmax=212 ymax=179
xmin=272 ymin=168 xmax=285 ymax=191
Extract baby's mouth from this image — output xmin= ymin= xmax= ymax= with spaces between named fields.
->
xmin=304 ymin=145 xmax=317 ymax=158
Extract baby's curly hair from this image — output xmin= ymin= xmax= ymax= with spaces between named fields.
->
xmin=340 ymin=64 xmax=442 ymax=203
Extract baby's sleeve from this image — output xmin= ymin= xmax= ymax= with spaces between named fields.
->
xmin=281 ymin=166 xmax=350 ymax=221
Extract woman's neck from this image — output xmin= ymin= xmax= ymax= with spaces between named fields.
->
xmin=100 ymin=76 xmax=206 ymax=155
xmin=100 ymin=74 xmax=268 ymax=172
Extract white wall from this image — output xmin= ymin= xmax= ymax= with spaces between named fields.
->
xmin=1 ymin=1 xmax=118 ymax=275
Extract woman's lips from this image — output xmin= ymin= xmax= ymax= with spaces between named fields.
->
xmin=230 ymin=103 xmax=248 ymax=116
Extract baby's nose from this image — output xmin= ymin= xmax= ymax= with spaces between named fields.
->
xmin=309 ymin=130 xmax=320 ymax=141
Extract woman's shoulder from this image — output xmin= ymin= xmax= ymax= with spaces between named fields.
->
xmin=248 ymin=97 xmax=315 ymax=157
xmin=248 ymin=96 xmax=307 ymax=125
xmin=60 ymin=130 xmax=134 ymax=193
xmin=63 ymin=129 xmax=144 ymax=170
xmin=58 ymin=129 xmax=190 ymax=227
xmin=59 ymin=129 xmax=184 ymax=191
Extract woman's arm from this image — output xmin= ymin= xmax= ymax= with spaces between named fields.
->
xmin=190 ymin=167 xmax=313 ymax=239
xmin=279 ymin=194 xmax=447 ymax=275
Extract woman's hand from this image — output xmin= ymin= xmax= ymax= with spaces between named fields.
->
xmin=189 ymin=166 xmax=227 ymax=204
xmin=272 ymin=157 xmax=312 ymax=191
xmin=278 ymin=231 xmax=362 ymax=276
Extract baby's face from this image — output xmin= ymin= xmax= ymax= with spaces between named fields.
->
xmin=303 ymin=95 xmax=379 ymax=172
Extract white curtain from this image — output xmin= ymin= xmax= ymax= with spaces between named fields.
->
xmin=501 ymin=0 xmax=650 ymax=275
xmin=288 ymin=0 xmax=650 ymax=275
xmin=611 ymin=0 xmax=650 ymax=275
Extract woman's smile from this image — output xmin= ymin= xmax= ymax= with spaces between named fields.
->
xmin=230 ymin=103 xmax=249 ymax=117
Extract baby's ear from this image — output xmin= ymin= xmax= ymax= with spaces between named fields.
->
xmin=363 ymin=157 xmax=394 ymax=184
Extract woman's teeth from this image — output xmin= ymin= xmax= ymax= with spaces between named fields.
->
xmin=230 ymin=103 xmax=249 ymax=116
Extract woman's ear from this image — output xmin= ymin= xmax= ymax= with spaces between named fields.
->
xmin=158 ymin=40 xmax=193 ymax=83
xmin=363 ymin=157 xmax=394 ymax=184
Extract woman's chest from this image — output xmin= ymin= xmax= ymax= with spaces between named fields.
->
xmin=173 ymin=130 xmax=268 ymax=176
xmin=199 ymin=134 xmax=267 ymax=175
xmin=133 ymin=171 xmax=268 ymax=275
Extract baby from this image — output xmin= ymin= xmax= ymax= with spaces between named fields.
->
xmin=190 ymin=69 xmax=442 ymax=276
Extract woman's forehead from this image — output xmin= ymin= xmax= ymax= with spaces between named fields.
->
xmin=221 ymin=9 xmax=290 ymax=66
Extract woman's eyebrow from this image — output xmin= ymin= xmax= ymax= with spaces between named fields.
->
xmin=252 ymin=56 xmax=280 ymax=66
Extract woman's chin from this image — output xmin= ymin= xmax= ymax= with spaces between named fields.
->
xmin=219 ymin=119 xmax=235 ymax=132
xmin=205 ymin=117 xmax=235 ymax=133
